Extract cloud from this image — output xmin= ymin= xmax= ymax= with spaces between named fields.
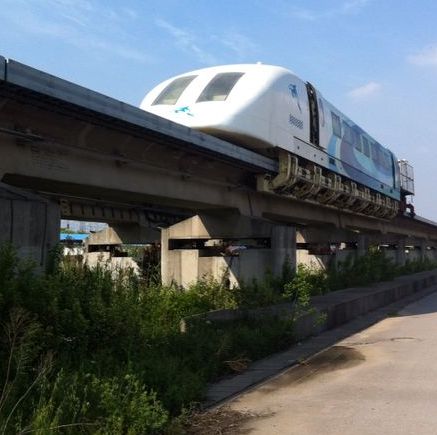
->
xmin=218 ymin=31 xmax=258 ymax=59
xmin=122 ymin=8 xmax=138 ymax=20
xmin=0 ymin=0 xmax=152 ymax=64
xmin=156 ymin=19 xmax=258 ymax=64
xmin=407 ymin=45 xmax=437 ymax=66
xmin=34 ymin=0 xmax=95 ymax=27
xmin=289 ymin=7 xmax=318 ymax=21
xmin=347 ymin=81 xmax=382 ymax=100
xmin=155 ymin=18 xmax=218 ymax=65
xmin=290 ymin=0 xmax=371 ymax=21
xmin=341 ymin=0 xmax=371 ymax=14
xmin=73 ymin=36 xmax=153 ymax=64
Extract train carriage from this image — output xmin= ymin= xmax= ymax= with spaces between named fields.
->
xmin=141 ymin=64 xmax=413 ymax=218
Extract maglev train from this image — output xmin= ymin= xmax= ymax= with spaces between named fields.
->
xmin=140 ymin=64 xmax=411 ymax=213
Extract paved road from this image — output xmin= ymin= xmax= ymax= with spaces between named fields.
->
xmin=231 ymin=291 xmax=437 ymax=434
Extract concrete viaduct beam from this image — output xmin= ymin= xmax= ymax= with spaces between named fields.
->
xmin=1 ymin=132 xmax=436 ymax=245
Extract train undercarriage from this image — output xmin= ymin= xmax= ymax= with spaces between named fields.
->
xmin=257 ymin=150 xmax=400 ymax=219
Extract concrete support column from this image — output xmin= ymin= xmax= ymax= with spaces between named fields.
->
xmin=160 ymin=227 xmax=173 ymax=286
xmin=395 ymin=240 xmax=406 ymax=266
xmin=0 ymin=182 xmax=60 ymax=268
xmin=271 ymin=225 xmax=296 ymax=276
xmin=161 ymin=214 xmax=296 ymax=288
xmin=419 ymin=241 xmax=427 ymax=262
xmin=357 ymin=235 xmax=369 ymax=257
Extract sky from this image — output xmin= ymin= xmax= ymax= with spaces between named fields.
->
xmin=1 ymin=0 xmax=437 ymax=218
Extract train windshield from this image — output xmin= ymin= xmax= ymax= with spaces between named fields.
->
xmin=197 ymin=72 xmax=244 ymax=102
xmin=152 ymin=75 xmax=197 ymax=105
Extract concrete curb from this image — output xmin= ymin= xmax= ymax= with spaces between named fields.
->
xmin=205 ymin=269 xmax=437 ymax=407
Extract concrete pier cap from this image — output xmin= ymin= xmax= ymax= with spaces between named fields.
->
xmin=161 ymin=213 xmax=296 ymax=288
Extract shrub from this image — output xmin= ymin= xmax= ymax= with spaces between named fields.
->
xmin=0 ymin=243 xmax=436 ymax=433
xmin=327 ymin=249 xmax=397 ymax=291
xmin=25 ymin=370 xmax=169 ymax=435
xmin=0 ymin=246 xmax=296 ymax=432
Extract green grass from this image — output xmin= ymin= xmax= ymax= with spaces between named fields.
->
xmin=0 ymin=243 xmax=435 ymax=433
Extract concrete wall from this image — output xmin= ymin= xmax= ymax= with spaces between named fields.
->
xmin=182 ymin=269 xmax=437 ymax=339
xmin=0 ymin=183 xmax=59 ymax=267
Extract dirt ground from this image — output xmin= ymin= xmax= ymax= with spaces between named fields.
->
xmin=185 ymin=406 xmax=260 ymax=434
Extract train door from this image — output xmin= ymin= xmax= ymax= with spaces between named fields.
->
xmin=306 ymin=82 xmax=320 ymax=147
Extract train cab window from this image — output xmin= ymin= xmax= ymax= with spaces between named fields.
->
xmin=152 ymin=75 xmax=197 ymax=105
xmin=331 ymin=112 xmax=341 ymax=137
xmin=362 ymin=136 xmax=371 ymax=157
xmin=197 ymin=72 xmax=244 ymax=102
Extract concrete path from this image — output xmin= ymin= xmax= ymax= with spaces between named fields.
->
xmin=206 ymin=280 xmax=437 ymax=406
xmin=229 ymin=290 xmax=437 ymax=434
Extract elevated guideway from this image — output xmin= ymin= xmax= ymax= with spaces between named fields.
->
xmin=0 ymin=55 xmax=436 ymax=281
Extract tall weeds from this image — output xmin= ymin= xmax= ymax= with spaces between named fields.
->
xmin=0 ymin=243 xmax=435 ymax=433
xmin=0 ymin=246 xmax=295 ymax=433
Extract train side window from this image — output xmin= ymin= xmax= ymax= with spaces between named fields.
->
xmin=362 ymin=136 xmax=370 ymax=157
xmin=331 ymin=112 xmax=341 ymax=137
xmin=352 ymin=129 xmax=361 ymax=152
xmin=152 ymin=75 xmax=197 ymax=105
xmin=378 ymin=145 xmax=388 ymax=168
xmin=343 ymin=122 xmax=353 ymax=144
xmin=383 ymin=149 xmax=391 ymax=169
xmin=197 ymin=72 xmax=244 ymax=102
xmin=371 ymin=142 xmax=378 ymax=164
xmin=372 ymin=142 xmax=384 ymax=166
